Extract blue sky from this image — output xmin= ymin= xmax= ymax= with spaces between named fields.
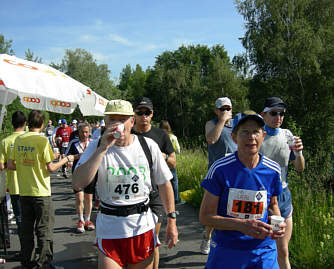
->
xmin=1 ymin=0 xmax=246 ymax=80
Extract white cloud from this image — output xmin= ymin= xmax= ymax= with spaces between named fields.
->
xmin=80 ymin=34 xmax=96 ymax=42
xmin=172 ymin=39 xmax=194 ymax=47
xmin=92 ymin=52 xmax=110 ymax=62
xmin=108 ymin=33 xmax=134 ymax=46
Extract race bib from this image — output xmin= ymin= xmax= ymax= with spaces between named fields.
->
xmin=47 ymin=130 xmax=52 ymax=135
xmin=106 ymin=173 xmax=145 ymax=201
xmin=227 ymin=188 xmax=267 ymax=219
xmin=62 ymin=142 xmax=69 ymax=148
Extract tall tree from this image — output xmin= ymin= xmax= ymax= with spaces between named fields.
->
xmin=118 ymin=64 xmax=147 ymax=100
xmin=146 ymin=44 xmax=249 ymax=139
xmin=24 ymin=48 xmax=42 ymax=63
xmin=236 ymin=0 xmax=334 ymax=173
xmin=0 ymin=34 xmax=14 ymax=55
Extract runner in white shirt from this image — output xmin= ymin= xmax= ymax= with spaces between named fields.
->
xmin=73 ymin=99 xmax=178 ymax=269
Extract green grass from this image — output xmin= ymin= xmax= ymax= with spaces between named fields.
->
xmin=177 ymin=148 xmax=334 ymax=269
xmin=176 ymin=148 xmax=208 ymax=208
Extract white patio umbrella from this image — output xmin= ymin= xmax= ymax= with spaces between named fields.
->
xmin=0 ymin=54 xmax=108 ymax=129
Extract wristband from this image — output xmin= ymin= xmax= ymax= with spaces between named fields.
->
xmin=66 ymin=156 xmax=70 ymax=162
xmin=294 ymin=150 xmax=302 ymax=157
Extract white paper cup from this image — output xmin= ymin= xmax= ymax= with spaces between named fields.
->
xmin=287 ymin=136 xmax=296 ymax=150
xmin=271 ymin=215 xmax=285 ymax=231
xmin=113 ymin=123 xmax=124 ymax=139
xmin=53 ymin=147 xmax=59 ymax=154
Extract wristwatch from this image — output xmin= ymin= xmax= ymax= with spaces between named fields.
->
xmin=165 ymin=154 xmax=169 ymax=162
xmin=167 ymin=211 xmax=178 ymax=219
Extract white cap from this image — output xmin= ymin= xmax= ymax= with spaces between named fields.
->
xmin=72 ymin=119 xmax=77 ymax=124
xmin=215 ymin=97 xmax=232 ymax=108
xmin=100 ymin=120 xmax=105 ymax=127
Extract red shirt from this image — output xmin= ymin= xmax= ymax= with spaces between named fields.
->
xmin=56 ymin=126 xmax=73 ymax=148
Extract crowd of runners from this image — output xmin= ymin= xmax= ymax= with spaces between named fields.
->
xmin=0 ymin=96 xmax=304 ymax=269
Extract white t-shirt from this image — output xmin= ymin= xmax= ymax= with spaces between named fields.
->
xmin=77 ymin=135 xmax=173 ymax=239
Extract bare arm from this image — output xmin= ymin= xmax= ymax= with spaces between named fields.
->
xmin=292 ymin=136 xmax=305 ymax=172
xmin=72 ymin=146 xmax=107 ymax=190
xmin=199 ymin=190 xmax=273 ymax=239
xmin=158 ymin=181 xmax=178 ymax=248
xmin=46 ymin=155 xmax=74 ymax=173
xmin=72 ymin=126 xmax=116 ymax=190
xmin=268 ymin=196 xmax=286 ymax=239
xmin=205 ymin=109 xmax=232 ymax=144
xmin=0 ymin=162 xmax=5 ymax=171
xmin=7 ymin=159 xmax=16 ymax=170
xmin=268 ymin=196 xmax=280 ymax=216
xmin=163 ymin=152 xmax=176 ymax=169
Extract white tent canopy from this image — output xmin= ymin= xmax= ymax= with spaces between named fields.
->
xmin=0 ymin=54 xmax=108 ymax=129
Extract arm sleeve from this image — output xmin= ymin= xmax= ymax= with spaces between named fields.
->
xmin=147 ymin=138 xmax=173 ymax=185
xmin=0 ymin=140 xmax=5 ymax=163
xmin=163 ymin=132 xmax=175 ymax=155
xmin=43 ymin=139 xmax=55 ymax=163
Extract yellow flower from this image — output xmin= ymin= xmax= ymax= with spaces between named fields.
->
xmin=320 ymin=241 xmax=324 ymax=248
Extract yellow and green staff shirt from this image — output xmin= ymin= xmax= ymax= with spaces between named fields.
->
xmin=10 ymin=132 xmax=54 ymax=197
xmin=0 ymin=131 xmax=25 ymax=195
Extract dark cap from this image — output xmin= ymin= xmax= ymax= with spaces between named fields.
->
xmin=263 ymin=97 xmax=286 ymax=112
xmin=133 ymin=97 xmax=153 ymax=110
xmin=232 ymin=110 xmax=265 ymax=132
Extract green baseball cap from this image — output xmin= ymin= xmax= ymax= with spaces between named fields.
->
xmin=104 ymin=99 xmax=134 ymax=115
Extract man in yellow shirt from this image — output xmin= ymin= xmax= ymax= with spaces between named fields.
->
xmin=8 ymin=110 xmax=74 ymax=269
xmin=0 ymin=111 xmax=27 ymax=257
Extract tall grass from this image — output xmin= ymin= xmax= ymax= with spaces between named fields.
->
xmin=177 ymin=148 xmax=334 ymax=268
xmin=176 ymin=148 xmax=208 ymax=208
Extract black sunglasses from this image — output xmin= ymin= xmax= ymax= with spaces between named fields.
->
xmin=269 ymin=111 xmax=285 ymax=117
xmin=136 ymin=110 xmax=152 ymax=116
xmin=219 ymin=107 xmax=232 ymax=112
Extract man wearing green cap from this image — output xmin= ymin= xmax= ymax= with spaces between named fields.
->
xmin=73 ymin=99 xmax=178 ymax=269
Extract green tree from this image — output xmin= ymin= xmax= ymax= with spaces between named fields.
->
xmin=24 ymin=48 xmax=42 ymax=63
xmin=236 ymin=0 xmax=334 ymax=171
xmin=0 ymin=34 xmax=14 ymax=55
xmin=118 ymin=64 xmax=147 ymax=100
xmin=146 ymin=44 xmax=249 ymax=140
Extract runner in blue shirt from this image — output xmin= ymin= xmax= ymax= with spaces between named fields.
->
xmin=200 ymin=110 xmax=285 ymax=269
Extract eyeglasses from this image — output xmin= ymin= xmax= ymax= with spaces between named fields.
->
xmin=135 ymin=110 xmax=152 ymax=116
xmin=239 ymin=129 xmax=263 ymax=138
xmin=219 ymin=107 xmax=232 ymax=112
xmin=269 ymin=111 xmax=285 ymax=117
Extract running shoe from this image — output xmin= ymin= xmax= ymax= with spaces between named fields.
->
xmin=84 ymin=220 xmax=95 ymax=231
xmin=200 ymin=234 xmax=211 ymax=255
xmin=76 ymin=220 xmax=85 ymax=233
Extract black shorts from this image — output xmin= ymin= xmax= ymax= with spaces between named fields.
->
xmin=149 ymin=190 xmax=164 ymax=223
xmin=73 ymin=178 xmax=97 ymax=194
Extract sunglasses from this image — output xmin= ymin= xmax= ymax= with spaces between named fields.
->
xmin=219 ymin=107 xmax=232 ymax=112
xmin=269 ymin=111 xmax=285 ymax=117
xmin=135 ymin=110 xmax=152 ymax=116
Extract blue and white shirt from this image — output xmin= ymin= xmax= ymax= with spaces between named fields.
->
xmin=201 ymin=152 xmax=282 ymax=250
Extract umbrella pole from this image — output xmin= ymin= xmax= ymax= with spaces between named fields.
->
xmin=0 ymin=85 xmax=8 ymax=131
